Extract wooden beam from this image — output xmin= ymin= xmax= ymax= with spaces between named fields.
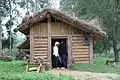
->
xmin=68 ymin=36 xmax=72 ymax=66
xmin=26 ymin=34 xmax=82 ymax=38
xmin=89 ymin=36 xmax=93 ymax=64
xmin=30 ymin=36 xmax=34 ymax=63
xmin=47 ymin=14 xmax=52 ymax=64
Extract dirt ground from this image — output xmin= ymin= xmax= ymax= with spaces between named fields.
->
xmin=50 ymin=69 xmax=120 ymax=80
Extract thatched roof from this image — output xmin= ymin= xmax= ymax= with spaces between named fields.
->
xmin=18 ymin=8 xmax=106 ymax=38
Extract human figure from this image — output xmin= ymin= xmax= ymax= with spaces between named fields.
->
xmin=60 ymin=41 xmax=68 ymax=69
xmin=53 ymin=41 xmax=60 ymax=68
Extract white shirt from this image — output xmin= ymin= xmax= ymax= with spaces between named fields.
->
xmin=53 ymin=46 xmax=59 ymax=57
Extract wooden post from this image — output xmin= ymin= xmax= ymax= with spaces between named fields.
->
xmin=68 ymin=36 xmax=72 ymax=66
xmin=89 ymin=36 xmax=93 ymax=64
xmin=47 ymin=14 xmax=51 ymax=64
xmin=30 ymin=28 xmax=34 ymax=63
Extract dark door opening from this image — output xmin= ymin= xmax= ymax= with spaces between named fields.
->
xmin=51 ymin=38 xmax=68 ymax=68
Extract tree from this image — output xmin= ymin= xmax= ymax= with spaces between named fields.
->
xmin=60 ymin=0 xmax=120 ymax=61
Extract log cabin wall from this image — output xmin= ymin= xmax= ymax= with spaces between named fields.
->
xmin=72 ymin=36 xmax=90 ymax=63
xmin=30 ymin=23 xmax=48 ymax=63
xmin=51 ymin=22 xmax=90 ymax=63
xmin=30 ymin=21 xmax=90 ymax=64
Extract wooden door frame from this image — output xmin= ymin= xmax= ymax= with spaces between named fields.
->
xmin=50 ymin=36 xmax=71 ymax=67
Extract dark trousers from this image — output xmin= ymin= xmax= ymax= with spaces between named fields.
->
xmin=53 ymin=56 xmax=61 ymax=68
xmin=62 ymin=54 xmax=67 ymax=68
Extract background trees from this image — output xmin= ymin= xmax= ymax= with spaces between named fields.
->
xmin=0 ymin=0 xmax=51 ymax=57
xmin=61 ymin=0 xmax=120 ymax=61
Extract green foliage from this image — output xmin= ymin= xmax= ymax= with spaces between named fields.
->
xmin=18 ymin=0 xmax=50 ymax=12
xmin=61 ymin=0 xmax=120 ymax=61
xmin=0 ymin=61 xmax=72 ymax=80
xmin=70 ymin=57 xmax=120 ymax=74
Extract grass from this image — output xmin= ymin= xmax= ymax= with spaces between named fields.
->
xmin=0 ymin=61 xmax=72 ymax=80
xmin=70 ymin=57 xmax=120 ymax=74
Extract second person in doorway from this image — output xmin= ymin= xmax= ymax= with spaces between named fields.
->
xmin=59 ymin=40 xmax=68 ymax=69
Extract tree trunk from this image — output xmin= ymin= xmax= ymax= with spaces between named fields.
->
xmin=0 ymin=17 xmax=2 ymax=55
xmin=113 ymin=39 xmax=119 ymax=62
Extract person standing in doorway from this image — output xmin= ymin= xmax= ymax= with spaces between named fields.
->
xmin=60 ymin=40 xmax=68 ymax=69
xmin=53 ymin=41 xmax=61 ymax=68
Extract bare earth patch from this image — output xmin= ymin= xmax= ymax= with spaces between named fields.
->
xmin=50 ymin=69 xmax=120 ymax=80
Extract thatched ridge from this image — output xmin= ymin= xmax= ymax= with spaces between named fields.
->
xmin=18 ymin=8 xmax=106 ymax=37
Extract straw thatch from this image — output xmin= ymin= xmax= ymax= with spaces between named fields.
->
xmin=18 ymin=8 xmax=106 ymax=37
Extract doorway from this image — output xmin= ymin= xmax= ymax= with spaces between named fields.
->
xmin=51 ymin=38 xmax=68 ymax=68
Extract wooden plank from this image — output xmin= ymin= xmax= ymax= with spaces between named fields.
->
xmin=34 ymin=45 xmax=48 ymax=48
xmin=34 ymin=37 xmax=47 ymax=39
xmin=34 ymin=42 xmax=48 ymax=45
xmin=34 ymin=48 xmax=48 ymax=51
xmin=72 ymin=37 xmax=83 ymax=40
xmin=34 ymin=54 xmax=47 ymax=57
xmin=47 ymin=14 xmax=51 ymax=64
xmin=72 ymin=43 xmax=83 ymax=46
xmin=51 ymin=22 xmax=60 ymax=35
xmin=73 ymin=54 xmax=89 ymax=58
xmin=73 ymin=49 xmax=89 ymax=52
xmin=30 ymin=33 xmax=34 ymax=63
xmin=34 ymin=41 xmax=48 ymax=44
xmin=34 ymin=51 xmax=48 ymax=53
xmin=34 ymin=39 xmax=48 ymax=42
xmin=73 ymin=52 xmax=89 ymax=55
xmin=72 ymin=40 xmax=83 ymax=43
xmin=72 ymin=46 xmax=89 ymax=49
xmin=34 ymin=53 xmax=47 ymax=56
xmin=89 ymin=37 xmax=93 ymax=64
xmin=60 ymin=22 xmax=70 ymax=35
xmin=68 ymin=36 xmax=72 ymax=65
xmin=40 ymin=23 xmax=48 ymax=35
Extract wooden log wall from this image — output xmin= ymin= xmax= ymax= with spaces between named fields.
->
xmin=33 ymin=36 xmax=48 ymax=62
xmin=30 ymin=21 xmax=91 ymax=64
xmin=72 ymin=35 xmax=90 ymax=63
xmin=30 ymin=23 xmax=48 ymax=35
xmin=51 ymin=22 xmax=81 ymax=35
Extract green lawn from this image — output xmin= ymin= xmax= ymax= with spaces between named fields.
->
xmin=70 ymin=57 xmax=120 ymax=74
xmin=0 ymin=61 xmax=72 ymax=80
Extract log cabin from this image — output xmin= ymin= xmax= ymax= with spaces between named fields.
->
xmin=18 ymin=8 xmax=106 ymax=67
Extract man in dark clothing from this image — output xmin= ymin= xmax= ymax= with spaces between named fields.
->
xmin=59 ymin=41 xmax=68 ymax=69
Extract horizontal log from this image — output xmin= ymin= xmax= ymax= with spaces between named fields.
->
xmin=34 ymin=48 xmax=48 ymax=51
xmin=72 ymin=41 xmax=83 ymax=43
xmin=72 ymin=35 xmax=83 ymax=38
xmin=33 ymin=36 xmax=48 ymax=39
xmin=34 ymin=43 xmax=48 ymax=45
xmin=34 ymin=53 xmax=47 ymax=56
xmin=72 ymin=46 xmax=89 ymax=49
xmin=73 ymin=52 xmax=89 ymax=55
xmin=72 ymin=43 xmax=83 ymax=46
xmin=72 ymin=38 xmax=83 ymax=41
xmin=73 ymin=49 xmax=89 ymax=52
xmin=34 ymin=55 xmax=47 ymax=58
xmin=72 ymin=48 xmax=89 ymax=50
xmin=72 ymin=49 xmax=89 ymax=52
xmin=73 ymin=54 xmax=89 ymax=58
xmin=34 ymin=39 xmax=48 ymax=42
xmin=34 ymin=45 xmax=48 ymax=48
xmin=34 ymin=51 xmax=48 ymax=53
